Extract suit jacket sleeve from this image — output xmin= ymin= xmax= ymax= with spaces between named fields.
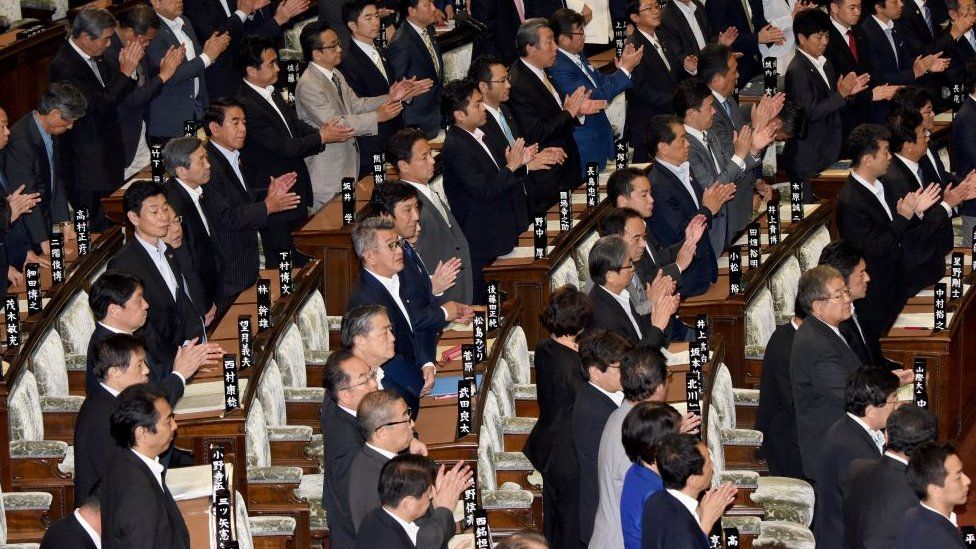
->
xmin=118 ymin=72 xmax=165 ymax=111
xmin=106 ymin=472 xmax=170 ymax=548
xmin=246 ymin=101 xmax=324 ymax=160
xmin=837 ymin=195 xmax=911 ymax=263
xmin=784 ymin=67 xmax=847 ymax=123
xmin=201 ymin=186 xmax=269 ymax=231
xmin=416 ymin=507 xmax=455 ymax=548
xmin=145 ymin=33 xmax=207 ymax=87
xmin=50 ymin=57 xmax=136 ymax=119
xmin=5 ymin=138 xmax=49 ymax=245
xmin=161 ymin=372 xmax=186 ymax=405
xmin=507 ymin=82 xmax=578 ymax=143
xmin=296 ymin=78 xmax=380 ymax=136
xmin=443 ymin=139 xmax=521 ymax=201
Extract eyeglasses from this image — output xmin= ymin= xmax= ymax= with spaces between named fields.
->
xmin=376 ymin=410 xmax=414 ymax=431
xmin=316 ymin=42 xmax=340 ymax=51
xmin=639 ymin=3 xmax=662 ymax=12
xmin=340 ymin=369 xmax=378 ymax=392
xmin=819 ymin=288 xmax=851 ymax=301
xmin=567 ymin=31 xmax=585 ymax=37
xmin=618 ymin=264 xmax=635 ymax=272
xmin=490 ymin=77 xmax=511 ymax=84
xmin=371 ymin=236 xmax=404 ymax=252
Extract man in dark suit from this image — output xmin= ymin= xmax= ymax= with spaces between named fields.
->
xmin=40 ymin=484 xmax=101 ymax=549
xmin=146 ymin=0 xmax=231 ymax=140
xmin=891 ymin=87 xmax=952 ymax=189
xmin=200 ymin=98 xmax=300 ymax=311
xmin=785 ymin=9 xmax=868 ymax=191
xmin=549 ymin=8 xmax=639 ymax=173
xmin=101 ymin=384 xmax=190 ymax=548
xmin=441 ymin=79 xmax=534 ymax=301
xmin=704 ymin=0 xmax=782 ymax=85
xmin=355 ymin=454 xmax=456 ymax=549
xmin=836 ymin=123 xmax=945 ymax=347
xmin=586 ymin=236 xmax=672 ymax=349
xmin=790 ymin=265 xmax=865 ymax=484
xmin=49 ymin=7 xmax=139 ymax=232
xmin=898 ymin=0 xmax=951 ymax=51
xmin=348 ymin=390 xmax=467 ymax=540
xmin=320 ymin=350 xmax=378 ymax=549
xmin=236 ymin=35 xmax=354 ymax=265
xmin=896 ymin=442 xmax=970 ymax=548
xmin=572 ymin=328 xmax=630 ymax=544
xmin=74 ymin=334 xmax=150 ymax=508
xmin=160 ymin=136 xmax=220 ymax=314
xmin=107 ymin=6 xmax=184 ymax=178
xmin=508 ymin=18 xmax=596 ymax=214
xmin=755 ymin=310 xmax=805 ymax=479
xmin=348 ymin=217 xmax=438 ymax=412
xmin=5 ymin=82 xmax=86 ymax=256
xmin=108 ymin=181 xmax=210 ymax=373
xmin=661 ymin=0 xmax=735 ymax=66
xmin=645 ymin=115 xmax=734 ymax=297
xmin=339 ymin=1 xmax=414 ymax=177
xmin=814 ymin=368 xmax=898 ymax=549
xmin=386 ymin=128 xmax=474 ymax=304
xmin=387 ymin=0 xmax=444 ymax=137
xmin=84 ymin=272 xmax=217 ymax=405
xmin=818 ymin=240 xmax=907 ymax=372
xmin=641 ymin=433 xmax=737 ymax=548
xmin=844 ymin=404 xmax=938 ymax=549
xmin=625 ymin=0 xmax=692 ymax=162
xmin=951 ymin=68 xmax=976 ymax=244
xmin=0 ymin=107 xmax=43 ymax=300
xmin=473 ymin=0 xmax=523 ymax=63
xmin=370 ymin=182 xmax=472 ymax=344
xmin=183 ymin=0 xmax=304 ymax=100
xmin=946 ymin=0 xmax=976 ymax=80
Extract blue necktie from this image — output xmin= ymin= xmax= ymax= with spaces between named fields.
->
xmin=403 ymin=243 xmax=428 ymax=277
xmin=497 ymin=113 xmax=516 ymax=145
xmin=723 ymin=99 xmax=735 ymax=123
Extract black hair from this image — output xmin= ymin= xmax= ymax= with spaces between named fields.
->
xmin=890 ymin=86 xmax=933 ymax=114
xmin=441 ymin=78 xmax=479 ymax=125
xmin=673 ymin=78 xmax=713 ymax=118
xmin=907 ymin=442 xmax=956 ymax=499
xmin=387 ymin=128 xmax=427 ymax=169
xmin=620 ymin=347 xmax=669 ymax=401
xmin=300 ymin=20 xmax=333 ymax=63
xmin=698 ymin=44 xmax=734 ymax=85
xmin=468 ymin=54 xmax=505 ymax=85
xmin=109 ymin=384 xmax=168 ymax=449
xmin=793 ymin=8 xmax=831 ymax=39
xmin=657 ymin=433 xmax=706 ymax=490
xmin=236 ymin=35 xmax=276 ymax=78
xmin=887 ymin=108 xmax=924 ymax=154
xmin=118 ymin=4 xmax=160 ymax=34
xmin=370 ymin=181 xmax=421 ymax=217
xmin=847 ymin=124 xmax=891 ymax=168
xmin=323 ymin=349 xmax=359 ymax=400
xmin=122 ymin=180 xmax=167 ymax=216
xmin=645 ymin=115 xmax=682 ymax=160
xmin=588 ymin=236 xmax=630 ymax=285
xmin=549 ymin=8 xmax=586 ymax=38
xmin=607 ymin=167 xmax=648 ymax=205
xmin=817 ymin=240 xmax=865 ymax=283
xmin=540 ymin=285 xmax=593 ymax=337
xmin=599 ymin=207 xmax=644 ymax=238
xmin=398 ymin=0 xmax=424 ymax=19
xmin=578 ymin=328 xmax=632 ymax=380
xmin=203 ymin=98 xmax=245 ymax=137
xmin=622 ymin=401 xmax=681 ymax=463
xmin=378 ymin=454 xmax=437 ymax=506
xmin=845 ymin=367 xmax=899 ymax=417
xmin=343 ymin=0 xmax=378 ymax=25
xmin=341 ymin=304 xmax=387 ymax=348
xmin=93 ymin=334 xmax=146 ymax=382
xmin=89 ymin=271 xmax=142 ymax=321
xmin=886 ymin=405 xmax=938 ymax=456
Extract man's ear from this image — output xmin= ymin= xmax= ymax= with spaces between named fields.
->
xmin=126 ymin=210 xmax=140 ymax=227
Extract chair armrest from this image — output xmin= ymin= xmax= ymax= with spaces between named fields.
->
xmin=10 ymin=440 xmax=67 ymax=459
xmin=40 ymin=395 xmax=84 ymax=413
xmin=247 ymin=466 xmax=304 ymax=485
xmin=718 ymin=469 xmax=760 ymax=490
xmin=493 ymin=451 xmax=534 ymax=471
xmin=250 ymin=515 xmax=297 ymax=537
xmin=64 ymin=355 xmax=87 ymax=371
xmin=283 ymin=387 xmax=325 ymax=403
xmin=481 ymin=488 xmax=534 ymax=510
xmin=267 ymin=425 xmax=313 ymax=442
xmin=512 ymin=384 xmax=536 ymax=401
xmin=721 ymin=428 xmax=763 ymax=447
xmin=2 ymin=492 xmax=52 ymax=511
xmin=733 ymin=388 xmax=760 ymax=406
xmin=500 ymin=416 xmax=536 ymax=436
xmin=303 ymin=350 xmax=332 ymax=364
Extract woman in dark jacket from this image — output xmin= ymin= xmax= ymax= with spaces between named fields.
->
xmin=523 ymin=284 xmax=592 ymax=548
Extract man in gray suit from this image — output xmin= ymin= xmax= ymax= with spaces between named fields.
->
xmin=674 ymin=78 xmax=773 ymax=255
xmin=347 ymin=390 xmax=471 ymax=543
xmin=386 ymin=128 xmax=473 ymax=304
xmin=699 ymin=44 xmax=782 ymax=227
xmin=790 ymin=265 xmax=865 ymax=484
xmin=146 ymin=0 xmax=230 ymax=140
xmin=296 ymin=21 xmax=430 ymax=209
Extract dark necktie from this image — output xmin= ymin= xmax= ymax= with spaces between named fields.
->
xmin=916 ymin=164 xmax=926 ymax=188
xmin=403 ymin=243 xmax=429 ymax=277
xmin=331 ymin=73 xmax=347 ymax=112
xmin=846 ymin=29 xmax=859 ymax=63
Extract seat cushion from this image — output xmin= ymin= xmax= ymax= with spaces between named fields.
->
xmin=754 ymin=520 xmax=816 ymax=549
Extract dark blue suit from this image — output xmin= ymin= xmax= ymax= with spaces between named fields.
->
xmin=347 ymin=268 xmax=430 ymax=413
xmin=704 ymin=0 xmax=766 ymax=85
xmin=387 ymin=22 xmax=444 ymax=138
xmin=860 ymin=16 xmax=918 ymax=122
xmin=895 ymin=504 xmax=965 ymax=548
xmin=549 ymin=50 xmax=632 ymax=172
xmin=646 ymin=161 xmax=717 ymax=298
xmin=400 ymin=242 xmax=448 ymax=361
xmin=951 ymin=96 xmax=976 ymax=217
xmin=640 ymin=490 xmax=710 ymax=548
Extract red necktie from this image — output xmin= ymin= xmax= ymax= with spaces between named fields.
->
xmin=847 ymin=29 xmax=860 ymax=63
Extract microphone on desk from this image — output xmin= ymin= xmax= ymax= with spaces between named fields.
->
xmin=454 ymin=10 xmax=488 ymax=33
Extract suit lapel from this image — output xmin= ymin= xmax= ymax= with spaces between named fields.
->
xmin=598 ymin=286 xmax=639 ymax=342
xmin=206 ymin=143 xmax=253 ymax=200
xmin=363 ymin=270 xmax=414 ymax=333
xmin=349 ymin=40 xmax=390 ymax=85
xmin=242 ymin=83 xmax=293 ymax=136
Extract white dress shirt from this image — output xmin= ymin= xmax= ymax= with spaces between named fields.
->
xmin=847 ymin=412 xmax=885 ymax=453
xmin=74 ymin=509 xmax=102 ymax=549
xmin=674 ymin=0 xmax=707 ymax=49
xmin=212 ymin=141 xmax=249 ymax=193
xmin=244 ymin=79 xmax=293 ymax=136
xmin=176 ymin=179 xmax=211 ymax=235
xmin=383 ymin=507 xmax=421 ymax=546
xmin=920 ymin=501 xmax=958 ymax=526
xmin=131 ymin=449 xmax=166 ymax=489
xmin=815 ymin=315 xmax=849 ymax=346
xmin=99 ymin=382 xmax=121 ymax=398
xmin=353 ymin=38 xmax=389 ymax=81
xmin=158 ymin=14 xmax=211 ymax=98
xmin=366 ymin=443 xmax=399 ymax=460
xmin=852 ymin=171 xmax=894 ymax=220
xmin=365 ymin=269 xmax=413 ymax=331
xmin=403 ymin=180 xmax=451 ymax=226
xmin=831 ymin=17 xmax=851 ymax=38
xmin=884 ymin=450 xmax=909 ymax=465
xmin=600 ymin=285 xmax=644 ymax=338
xmin=459 ymin=126 xmax=499 ymax=169
xmin=798 ymin=48 xmax=832 ymax=88
xmin=217 ymin=0 xmax=248 ymax=21
xmin=135 ymin=234 xmax=179 ymax=300
xmin=589 ymin=381 xmax=625 ymax=406
xmin=666 ymin=489 xmax=701 ymax=524
xmin=684 ymin=125 xmax=748 ymax=172
xmin=658 ymin=159 xmax=701 ymax=208
xmin=638 ymin=28 xmax=673 ymax=72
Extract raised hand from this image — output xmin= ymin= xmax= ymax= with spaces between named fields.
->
xmin=914 ymin=183 xmax=943 ymax=214
xmin=651 ymin=293 xmax=680 ymax=331
xmin=6 ymin=267 xmax=23 ymax=288
xmin=871 ymin=84 xmax=901 ymax=101
xmin=505 ymin=138 xmax=529 ymax=171
xmin=792 ymin=0 xmax=816 ymax=16
xmin=274 ymin=0 xmax=310 ymax=24
xmin=646 ymin=270 xmax=676 ymax=308
xmin=750 ymin=122 xmax=777 ymax=154
xmin=432 ymin=461 xmax=475 ymax=511
xmin=319 ymin=118 xmax=356 ymax=143
xmin=431 ymin=257 xmax=462 ymax=295
xmin=683 ymin=54 xmax=698 ymax=75
xmin=896 ymin=193 xmax=919 ymax=219
xmin=264 ymin=173 xmax=302 ymax=213
xmin=732 ymin=124 xmax=754 ymax=159
xmin=757 ymin=24 xmax=785 ymax=45
xmin=680 ymin=411 xmax=702 ymax=434
xmin=158 ymin=45 xmax=186 ymax=83
xmin=751 ymin=92 xmax=785 ymax=129
xmin=698 ymin=482 xmax=738 ymax=534
xmin=702 ymin=183 xmax=736 ymax=215
xmin=173 ymin=338 xmax=225 ymax=380
xmin=616 ymin=43 xmax=644 ymax=73
xmin=118 ymin=40 xmax=146 ymax=78
xmin=718 ymin=27 xmax=738 ymax=46
xmin=6 ymin=185 xmax=40 ymax=222
xmin=203 ymin=32 xmax=232 ymax=60
xmin=376 ymin=100 xmax=404 ymax=122
xmin=562 ymin=86 xmax=588 ymax=117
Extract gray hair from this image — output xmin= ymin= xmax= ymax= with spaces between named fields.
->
xmin=341 ymin=304 xmax=387 ymax=348
xmin=71 ymin=7 xmax=118 ymax=39
xmin=357 ymin=389 xmax=404 ymax=440
xmin=161 ymin=136 xmax=203 ymax=175
xmin=517 ymin=18 xmax=550 ymax=58
xmin=38 ymin=82 xmax=88 ymax=120
xmin=588 ymin=235 xmax=629 ymax=286
xmin=797 ymin=265 xmax=842 ymax=315
xmin=352 ymin=216 xmax=396 ymax=258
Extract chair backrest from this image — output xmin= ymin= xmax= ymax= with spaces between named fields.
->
xmin=480 ymin=395 xmax=504 ymax=451
xmin=257 ymin=359 xmax=288 ymax=427
xmin=490 ymin=359 xmax=514 ymax=418
xmin=57 ymin=290 xmax=96 ymax=357
xmin=274 ymin=323 xmax=308 ymax=389
xmin=297 ymin=290 xmax=329 ymax=353
xmin=797 ymin=225 xmax=831 ymax=272
xmin=550 ymin=257 xmax=580 ymax=292
xmin=9 ymin=371 xmax=44 ymax=443
xmin=30 ymin=328 xmax=69 ymax=397
xmin=710 ymin=363 xmax=737 ymax=430
xmin=744 ymin=287 xmax=776 ymax=358
xmin=235 ymin=491 xmax=254 ymax=549
xmin=477 ymin=426 xmax=498 ymax=491
xmin=574 ymin=231 xmax=601 ymax=287
xmin=706 ymin=408 xmax=726 ymax=484
xmin=503 ymin=326 xmax=532 ymax=385
xmin=769 ymin=256 xmax=801 ymax=324
xmin=246 ymin=399 xmax=271 ymax=468
xmin=284 ymin=17 xmax=317 ymax=55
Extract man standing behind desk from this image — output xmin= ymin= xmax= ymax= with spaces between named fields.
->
xmin=49 ymin=7 xmax=139 ymax=232
xmin=236 ymin=35 xmax=355 ymax=266
xmin=387 ymin=0 xmax=444 ymax=138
